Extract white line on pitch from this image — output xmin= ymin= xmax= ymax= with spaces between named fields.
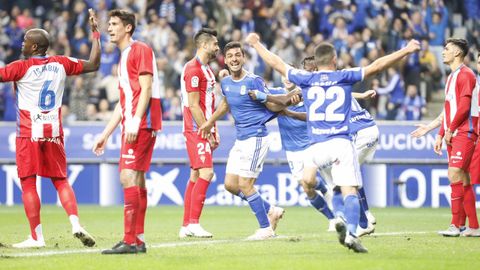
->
xmin=1 ymin=231 xmax=435 ymax=258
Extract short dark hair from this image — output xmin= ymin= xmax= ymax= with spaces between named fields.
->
xmin=445 ymin=38 xmax=469 ymax=58
xmin=223 ymin=41 xmax=244 ymax=56
xmin=108 ymin=9 xmax=136 ymax=35
xmin=301 ymin=56 xmax=315 ymax=66
xmin=314 ymin=43 xmax=336 ymax=66
xmin=194 ymin=28 xmax=217 ymax=48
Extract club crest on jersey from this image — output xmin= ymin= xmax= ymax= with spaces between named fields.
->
xmin=240 ymin=85 xmax=247 ymax=95
xmin=191 ymin=76 xmax=199 ymax=87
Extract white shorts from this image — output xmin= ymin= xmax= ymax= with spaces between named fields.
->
xmin=353 ymin=125 xmax=379 ymax=164
xmin=286 ymin=149 xmax=307 ymax=182
xmin=226 ymin=136 xmax=270 ymax=178
xmin=304 ymin=138 xmax=362 ymax=187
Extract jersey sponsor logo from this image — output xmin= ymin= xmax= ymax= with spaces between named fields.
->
xmin=199 ymin=155 xmax=206 ymax=163
xmin=191 ymin=76 xmax=199 ymax=87
xmin=320 ymin=74 xmax=328 ymax=81
xmin=31 ymin=111 xmax=59 ymax=124
xmin=311 ymin=126 xmax=348 ymax=135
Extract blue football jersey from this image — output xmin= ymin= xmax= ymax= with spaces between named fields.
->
xmin=350 ymin=97 xmax=376 ymax=135
xmin=221 ymin=73 xmax=277 ymax=140
xmin=269 ymin=87 xmax=310 ymax=152
xmin=286 ymin=67 xmax=364 ymax=143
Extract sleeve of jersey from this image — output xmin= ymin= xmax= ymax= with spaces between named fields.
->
xmin=286 ymin=67 xmax=311 ymax=86
xmin=253 ymin=77 xmax=270 ymax=94
xmin=184 ymin=68 xmax=201 ymax=93
xmin=0 ymin=61 xmax=27 ymax=82
xmin=220 ymin=80 xmax=226 ymax=96
xmin=59 ymin=56 xmax=84 ymax=75
xmin=340 ymin=67 xmax=364 ymax=83
xmin=135 ymin=45 xmax=154 ymax=76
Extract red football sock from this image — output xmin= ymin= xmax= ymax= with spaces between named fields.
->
xmin=52 ymin=178 xmax=78 ymax=217
xmin=450 ymin=182 xmax=464 ymax=227
xmin=136 ymin=187 xmax=147 ymax=244
xmin=189 ymin=177 xmax=210 ymax=224
xmin=463 ymin=185 xmax=479 ymax=229
xmin=123 ymin=186 xmax=140 ymax=245
xmin=20 ymin=176 xmax=41 ymax=240
xmin=182 ymin=180 xmax=195 ymax=226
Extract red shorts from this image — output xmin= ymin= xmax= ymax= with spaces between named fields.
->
xmin=119 ymin=129 xmax=157 ymax=172
xmin=16 ymin=137 xmax=67 ymax=179
xmin=469 ymin=139 xmax=480 ymax=185
xmin=184 ymin=131 xmax=214 ymax=169
xmin=447 ymin=135 xmax=476 ymax=171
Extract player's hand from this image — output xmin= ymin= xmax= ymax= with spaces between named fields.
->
xmin=362 ymin=90 xmax=377 ymax=99
xmin=209 ymin=134 xmax=219 ymax=151
xmin=405 ymin=39 xmax=421 ymax=54
xmin=444 ymin=129 xmax=453 ymax=146
xmin=290 ymin=94 xmax=302 ymax=105
xmin=88 ymin=8 xmax=99 ymax=33
xmin=218 ymin=69 xmax=230 ymax=80
xmin=198 ymin=121 xmax=213 ymax=139
xmin=434 ymin=135 xmax=443 ymax=155
xmin=245 ymin=33 xmax=260 ymax=46
xmin=92 ymin=135 xmax=107 ymax=156
xmin=410 ymin=123 xmax=430 ymax=138
xmin=248 ymin=90 xmax=258 ymax=100
xmin=125 ymin=116 xmax=141 ymax=144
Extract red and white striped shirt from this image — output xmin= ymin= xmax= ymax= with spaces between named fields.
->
xmin=118 ymin=41 xmax=162 ymax=131
xmin=0 ymin=55 xmax=83 ymax=138
xmin=441 ymin=65 xmax=478 ymax=137
xmin=180 ymin=57 xmax=216 ymax=132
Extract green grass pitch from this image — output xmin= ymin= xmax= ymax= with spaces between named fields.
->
xmin=1 ymin=206 xmax=479 ymax=269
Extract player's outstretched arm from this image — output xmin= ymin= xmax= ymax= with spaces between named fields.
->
xmin=198 ymin=98 xmax=229 ymax=139
xmin=245 ymin=33 xmax=288 ymax=77
xmin=81 ymin=8 xmax=101 ymax=73
xmin=352 ymin=90 xmax=376 ymax=100
xmin=249 ymin=89 xmax=301 ymax=107
xmin=93 ymin=102 xmax=122 ymax=156
xmin=364 ymin=39 xmax=420 ymax=78
xmin=410 ymin=112 xmax=443 ymax=138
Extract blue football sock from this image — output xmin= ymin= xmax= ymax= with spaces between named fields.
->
xmin=246 ymin=192 xmax=270 ymax=228
xmin=314 ymin=178 xmax=328 ymax=194
xmin=359 ymin=202 xmax=369 ymax=229
xmin=309 ymin=194 xmax=334 ymax=219
xmin=332 ymin=189 xmax=344 ymax=218
xmin=344 ymin=194 xmax=361 ymax=235
xmin=358 ymin=187 xmax=370 ymax=211
xmin=239 ymin=191 xmax=270 ymax=213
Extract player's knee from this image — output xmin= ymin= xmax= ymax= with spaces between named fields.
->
xmin=199 ymin=168 xmax=214 ymax=180
xmin=448 ymin=167 xmax=466 ymax=183
xmin=224 ymin=182 xmax=238 ymax=194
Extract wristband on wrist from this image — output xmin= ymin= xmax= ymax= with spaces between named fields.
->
xmin=92 ymin=31 xmax=100 ymax=39
xmin=255 ymin=90 xmax=267 ymax=103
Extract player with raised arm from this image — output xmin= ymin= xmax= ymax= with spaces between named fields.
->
xmin=246 ymin=32 xmax=419 ymax=252
xmin=178 ymin=28 xmax=220 ymax=239
xmin=269 ymin=60 xmax=336 ymax=232
xmin=0 ymin=9 xmax=100 ymax=249
xmin=198 ymin=41 xmax=287 ymax=240
xmin=410 ymin=49 xmax=480 ymax=237
xmin=93 ymin=9 xmax=162 ymax=254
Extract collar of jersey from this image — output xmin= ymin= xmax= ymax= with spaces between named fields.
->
xmin=31 ymin=55 xmax=48 ymax=59
xmin=231 ymin=71 xmax=248 ymax=82
xmin=195 ymin=56 xmax=208 ymax=66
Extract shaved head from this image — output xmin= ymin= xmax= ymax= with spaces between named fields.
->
xmin=27 ymin=29 xmax=50 ymax=51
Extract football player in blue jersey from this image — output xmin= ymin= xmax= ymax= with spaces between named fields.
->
xmin=198 ymin=41 xmax=294 ymax=240
xmin=246 ymin=32 xmax=420 ymax=252
xmin=302 ymin=56 xmax=379 ymax=237
xmin=269 ymin=63 xmax=337 ymax=232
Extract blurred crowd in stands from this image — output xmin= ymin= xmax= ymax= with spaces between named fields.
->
xmin=1 ymin=0 xmax=480 ymax=123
